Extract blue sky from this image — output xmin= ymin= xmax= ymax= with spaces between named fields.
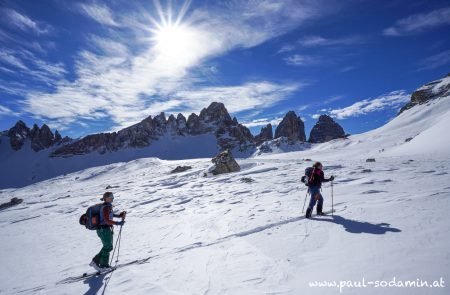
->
xmin=0 ymin=0 xmax=449 ymax=138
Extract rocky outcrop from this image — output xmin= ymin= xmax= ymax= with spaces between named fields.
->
xmin=170 ymin=166 xmax=192 ymax=173
xmin=399 ymin=73 xmax=450 ymax=114
xmin=51 ymin=102 xmax=255 ymax=157
xmin=255 ymin=124 xmax=273 ymax=145
xmin=274 ymin=111 xmax=306 ymax=142
xmin=0 ymin=197 xmax=23 ymax=211
xmin=6 ymin=121 xmax=64 ymax=151
xmin=209 ymin=149 xmax=240 ymax=175
xmin=308 ymin=115 xmax=345 ymax=143
xmin=7 ymin=120 xmax=30 ymax=150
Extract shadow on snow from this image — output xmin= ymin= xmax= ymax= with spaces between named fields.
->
xmin=312 ymin=215 xmax=401 ymax=234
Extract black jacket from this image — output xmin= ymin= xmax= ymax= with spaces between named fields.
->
xmin=309 ymin=169 xmax=331 ymax=188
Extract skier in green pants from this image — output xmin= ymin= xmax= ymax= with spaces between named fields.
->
xmin=90 ymin=192 xmax=126 ymax=271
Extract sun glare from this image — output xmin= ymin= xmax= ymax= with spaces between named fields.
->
xmin=149 ymin=0 xmax=196 ymax=63
xmin=153 ymin=23 xmax=192 ymax=55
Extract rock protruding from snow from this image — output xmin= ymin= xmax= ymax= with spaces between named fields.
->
xmin=52 ymin=102 xmax=256 ymax=157
xmin=209 ymin=150 xmax=240 ymax=175
xmin=274 ymin=111 xmax=306 ymax=142
xmin=308 ymin=115 xmax=346 ymax=143
xmin=255 ymin=124 xmax=273 ymax=145
xmin=6 ymin=121 xmax=64 ymax=151
xmin=399 ymin=74 xmax=450 ymax=113
xmin=170 ymin=166 xmax=192 ymax=173
xmin=0 ymin=197 xmax=23 ymax=211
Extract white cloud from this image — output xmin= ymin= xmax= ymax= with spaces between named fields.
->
xmin=242 ymin=117 xmax=283 ymax=128
xmin=283 ymin=54 xmax=315 ymax=66
xmin=417 ymin=50 xmax=450 ymax=70
xmin=173 ymin=81 xmax=302 ymax=114
xmin=0 ymin=49 xmax=66 ymax=84
xmin=0 ymin=105 xmax=13 ymax=116
xmin=298 ymin=35 xmax=364 ymax=47
xmin=384 ymin=7 xmax=450 ymax=36
xmin=21 ymin=1 xmax=325 ymax=131
xmin=328 ymin=90 xmax=410 ymax=119
xmin=0 ymin=51 xmax=28 ymax=70
xmin=1 ymin=8 xmax=52 ymax=35
xmin=311 ymin=114 xmax=321 ymax=119
xmin=77 ymin=2 xmax=120 ymax=27
xmin=340 ymin=66 xmax=355 ymax=72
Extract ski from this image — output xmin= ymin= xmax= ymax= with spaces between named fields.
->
xmin=58 ymin=258 xmax=151 ymax=284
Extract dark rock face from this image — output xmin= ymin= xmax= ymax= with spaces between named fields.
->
xmin=0 ymin=197 xmax=23 ymax=211
xmin=274 ymin=111 xmax=306 ymax=142
xmin=209 ymin=149 xmax=240 ymax=175
xmin=7 ymin=120 xmax=30 ymax=150
xmin=6 ymin=121 xmax=63 ymax=151
xmin=255 ymin=124 xmax=273 ymax=145
xmin=170 ymin=166 xmax=192 ymax=173
xmin=399 ymin=74 xmax=450 ymax=113
xmin=308 ymin=115 xmax=345 ymax=143
xmin=52 ymin=102 xmax=256 ymax=157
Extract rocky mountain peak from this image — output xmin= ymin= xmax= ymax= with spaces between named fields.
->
xmin=199 ymin=102 xmax=233 ymax=125
xmin=6 ymin=121 xmax=65 ymax=151
xmin=399 ymin=74 xmax=450 ymax=114
xmin=255 ymin=123 xmax=273 ymax=145
xmin=274 ymin=111 xmax=306 ymax=142
xmin=309 ymin=115 xmax=346 ymax=143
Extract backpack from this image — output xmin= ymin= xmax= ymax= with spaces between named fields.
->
xmin=79 ymin=203 xmax=108 ymax=230
xmin=301 ymin=167 xmax=314 ymax=186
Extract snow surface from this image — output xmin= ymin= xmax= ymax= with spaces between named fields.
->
xmin=0 ymin=98 xmax=450 ymax=294
xmin=0 ymin=134 xmax=220 ymax=189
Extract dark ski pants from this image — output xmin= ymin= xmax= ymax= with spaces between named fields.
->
xmin=308 ymin=187 xmax=323 ymax=210
xmin=94 ymin=227 xmax=113 ymax=267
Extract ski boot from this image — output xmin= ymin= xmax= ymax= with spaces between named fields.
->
xmin=305 ymin=208 xmax=312 ymax=218
xmin=317 ymin=204 xmax=325 ymax=216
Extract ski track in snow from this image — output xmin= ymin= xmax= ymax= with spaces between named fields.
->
xmin=0 ymin=99 xmax=450 ymax=294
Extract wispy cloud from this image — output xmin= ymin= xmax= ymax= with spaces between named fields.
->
xmin=242 ymin=117 xmax=283 ymax=128
xmin=417 ymin=49 xmax=450 ymax=70
xmin=0 ymin=8 xmax=53 ymax=35
xmin=283 ymin=54 xmax=316 ymax=66
xmin=327 ymin=90 xmax=410 ymax=119
xmin=0 ymin=49 xmax=66 ymax=85
xmin=384 ymin=7 xmax=450 ymax=36
xmin=298 ymin=35 xmax=364 ymax=47
xmin=278 ymin=34 xmax=364 ymax=54
xmin=0 ymin=51 xmax=28 ymax=70
xmin=340 ymin=66 xmax=356 ymax=72
xmin=77 ymin=2 xmax=120 ymax=27
xmin=21 ymin=1 xmax=326 ymax=131
xmin=173 ymin=81 xmax=302 ymax=114
xmin=0 ymin=105 xmax=12 ymax=115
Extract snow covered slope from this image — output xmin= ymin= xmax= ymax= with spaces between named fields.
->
xmin=0 ymin=152 xmax=449 ymax=294
xmin=258 ymin=91 xmax=450 ymax=160
xmin=0 ymin=134 xmax=222 ymax=189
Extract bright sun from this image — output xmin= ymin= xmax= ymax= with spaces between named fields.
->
xmin=149 ymin=0 xmax=196 ymax=61
xmin=153 ymin=24 xmax=193 ymax=55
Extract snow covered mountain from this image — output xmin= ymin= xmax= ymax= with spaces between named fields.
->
xmin=0 ymin=101 xmax=345 ymax=189
xmin=0 ymin=74 xmax=449 ymax=294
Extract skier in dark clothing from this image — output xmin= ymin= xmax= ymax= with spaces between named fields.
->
xmin=90 ymin=192 xmax=126 ymax=271
xmin=305 ymin=162 xmax=334 ymax=218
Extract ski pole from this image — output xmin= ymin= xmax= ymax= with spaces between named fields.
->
xmin=109 ymin=225 xmax=123 ymax=266
xmin=302 ymin=189 xmax=309 ymax=213
xmin=331 ymin=180 xmax=334 ymax=216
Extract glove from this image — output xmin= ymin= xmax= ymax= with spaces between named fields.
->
xmin=119 ymin=211 xmax=127 ymax=219
xmin=116 ymin=220 xmax=125 ymax=226
xmin=330 ymin=175 xmax=335 ymax=181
